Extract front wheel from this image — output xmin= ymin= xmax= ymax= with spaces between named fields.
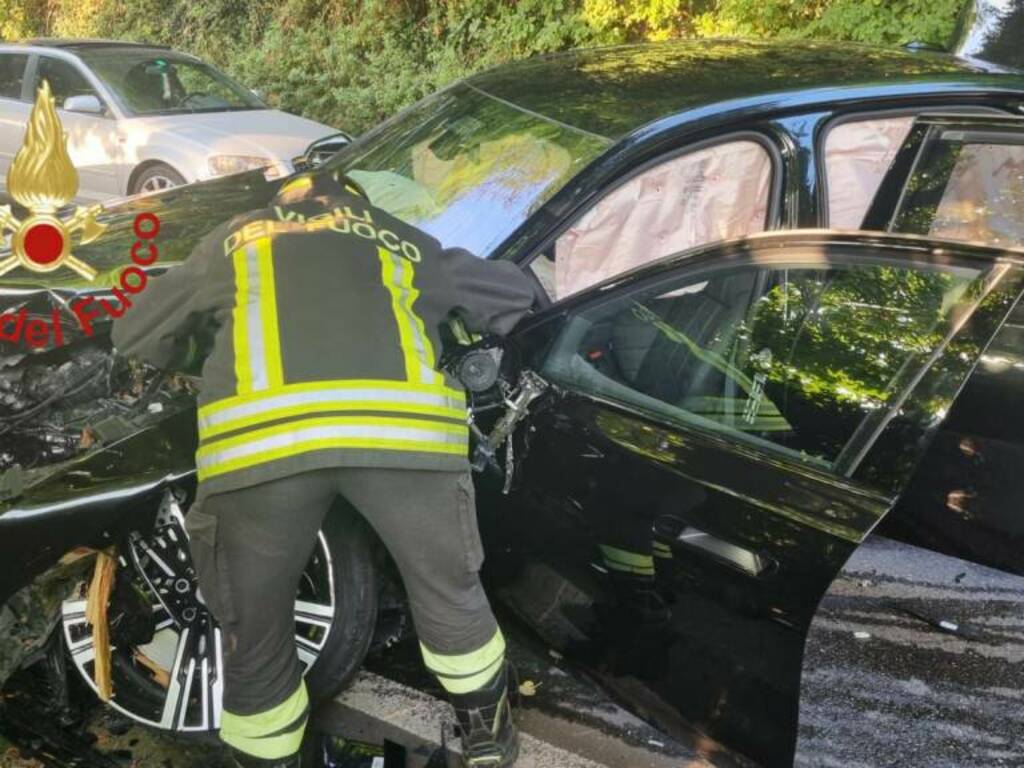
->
xmin=60 ymin=493 xmax=377 ymax=734
xmin=131 ymin=163 xmax=186 ymax=196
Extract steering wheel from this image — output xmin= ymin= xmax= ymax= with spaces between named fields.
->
xmin=177 ymin=92 xmax=210 ymax=108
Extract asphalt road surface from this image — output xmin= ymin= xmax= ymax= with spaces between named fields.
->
xmin=0 ymin=621 xmax=742 ymax=768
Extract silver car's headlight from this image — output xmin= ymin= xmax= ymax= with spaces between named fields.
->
xmin=207 ymin=155 xmax=280 ymax=178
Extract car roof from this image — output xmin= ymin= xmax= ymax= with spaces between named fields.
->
xmin=468 ymin=38 xmax=1024 ymax=138
xmin=19 ymin=38 xmax=171 ymax=51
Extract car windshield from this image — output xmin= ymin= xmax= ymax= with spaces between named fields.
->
xmin=327 ymin=82 xmax=612 ymax=257
xmin=78 ymin=49 xmax=264 ymax=115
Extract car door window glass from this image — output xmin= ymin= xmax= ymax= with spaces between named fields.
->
xmin=893 ymin=133 xmax=1024 ymax=249
xmin=929 ymin=143 xmax=1024 ymax=246
xmin=825 ymin=117 xmax=914 ymax=229
xmin=542 ymin=260 xmax=981 ymax=468
xmin=35 ymin=57 xmax=99 ymax=107
xmin=78 ymin=51 xmax=264 ymax=115
xmin=0 ymin=54 xmax=28 ymax=100
xmin=539 ymin=139 xmax=772 ymax=300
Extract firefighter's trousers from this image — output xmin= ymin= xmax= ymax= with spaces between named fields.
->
xmin=185 ymin=467 xmax=505 ymax=761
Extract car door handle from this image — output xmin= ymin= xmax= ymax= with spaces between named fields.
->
xmin=673 ymin=525 xmax=770 ymax=577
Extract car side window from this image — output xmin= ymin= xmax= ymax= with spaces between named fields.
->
xmin=35 ymin=57 xmax=99 ymax=107
xmin=541 ymin=259 xmax=982 ymax=468
xmin=901 ymin=136 xmax=1024 ymax=246
xmin=824 ymin=116 xmax=914 ymax=229
xmin=531 ymin=139 xmax=773 ymax=300
xmin=0 ymin=54 xmax=28 ymax=100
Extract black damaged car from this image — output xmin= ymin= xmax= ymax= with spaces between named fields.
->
xmin=2 ymin=4 xmax=1024 ymax=766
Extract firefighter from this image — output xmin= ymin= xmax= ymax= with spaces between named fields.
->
xmin=110 ymin=170 xmax=536 ymax=768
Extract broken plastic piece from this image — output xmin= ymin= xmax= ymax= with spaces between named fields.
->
xmin=85 ymin=549 xmax=117 ymax=701
xmin=517 ymin=679 xmax=540 ymax=697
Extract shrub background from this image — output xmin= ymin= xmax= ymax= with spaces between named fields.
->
xmin=1 ymin=0 xmax=964 ymax=134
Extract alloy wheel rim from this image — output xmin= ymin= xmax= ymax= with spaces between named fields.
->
xmin=60 ymin=493 xmax=336 ymax=732
xmin=139 ymin=175 xmax=179 ymax=195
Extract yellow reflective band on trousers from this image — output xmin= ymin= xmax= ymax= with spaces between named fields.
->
xmin=197 ymin=379 xmax=466 ymax=440
xmin=652 ymin=540 xmax=674 ymax=560
xmin=196 ymin=415 xmax=468 ymax=480
xmin=421 ymin=629 xmax=506 ymax=695
xmin=600 ymin=545 xmax=655 ymax=576
xmin=220 ymin=681 xmax=308 ymax=759
xmin=378 ymin=246 xmax=441 ymax=386
xmin=232 ymin=237 xmax=284 ymax=394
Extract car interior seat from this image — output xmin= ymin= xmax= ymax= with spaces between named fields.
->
xmin=124 ymin=64 xmax=170 ymax=111
xmin=611 ymin=272 xmax=758 ymax=407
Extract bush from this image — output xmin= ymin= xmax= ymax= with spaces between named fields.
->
xmin=697 ymin=0 xmax=961 ymax=46
xmin=3 ymin=0 xmax=964 ymax=133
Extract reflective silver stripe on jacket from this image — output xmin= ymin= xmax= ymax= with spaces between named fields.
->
xmin=198 ymin=385 xmax=466 ymax=438
xmin=240 ymin=243 xmax=270 ymax=390
xmin=197 ymin=420 xmax=468 ymax=477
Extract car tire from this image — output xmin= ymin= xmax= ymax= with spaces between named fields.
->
xmin=131 ymin=163 xmax=187 ymax=196
xmin=304 ymin=506 xmax=379 ymax=704
xmin=60 ymin=500 xmax=378 ymax=733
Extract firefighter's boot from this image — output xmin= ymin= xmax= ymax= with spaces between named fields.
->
xmin=451 ymin=664 xmax=519 ymax=767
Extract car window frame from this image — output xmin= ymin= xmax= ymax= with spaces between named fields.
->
xmin=519 ymin=129 xmax=785 ymax=305
xmin=29 ymin=52 xmax=115 ymax=120
xmin=522 ymin=234 xmax=1024 ymax=493
xmin=815 ymin=103 xmax=1014 ymax=230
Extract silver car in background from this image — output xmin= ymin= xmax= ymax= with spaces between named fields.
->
xmin=0 ymin=39 xmax=348 ymax=201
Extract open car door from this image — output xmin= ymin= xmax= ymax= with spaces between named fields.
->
xmin=482 ymin=230 xmax=1024 ymax=766
xmin=795 ymin=115 xmax=1024 ymax=766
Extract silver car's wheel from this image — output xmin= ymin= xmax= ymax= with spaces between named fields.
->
xmin=132 ymin=163 xmax=187 ymax=196
xmin=59 ymin=496 xmax=337 ymax=733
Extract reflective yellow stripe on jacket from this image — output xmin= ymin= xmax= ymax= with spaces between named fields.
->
xmin=379 ymin=246 xmax=441 ymax=386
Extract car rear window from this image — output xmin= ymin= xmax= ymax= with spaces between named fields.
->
xmin=889 ymin=127 xmax=1024 ymax=250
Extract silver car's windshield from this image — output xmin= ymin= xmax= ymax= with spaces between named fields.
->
xmin=79 ymin=50 xmax=264 ymax=115
xmin=328 ymin=82 xmax=612 ymax=257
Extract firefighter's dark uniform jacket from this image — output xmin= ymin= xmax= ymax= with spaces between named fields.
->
xmin=112 ymin=189 xmax=535 ymax=496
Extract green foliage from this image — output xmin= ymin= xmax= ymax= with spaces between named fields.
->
xmin=698 ymin=0 xmax=962 ymax=45
xmin=807 ymin=0 xmax=963 ymax=46
xmin=1 ymin=0 xmax=965 ymax=133
xmin=582 ymin=0 xmax=709 ymax=41
xmin=0 ymin=0 xmax=48 ymax=40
